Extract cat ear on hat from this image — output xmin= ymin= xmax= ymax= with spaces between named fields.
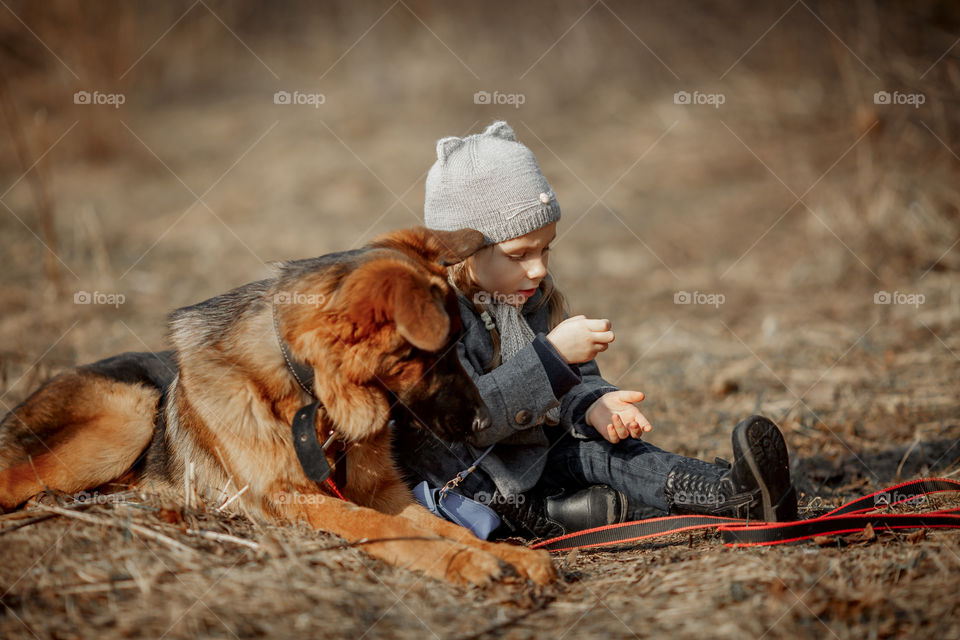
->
xmin=483 ymin=121 xmax=516 ymax=141
xmin=436 ymin=136 xmax=465 ymax=162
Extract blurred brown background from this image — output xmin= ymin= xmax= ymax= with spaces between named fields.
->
xmin=1 ymin=2 xmax=959 ymax=636
xmin=2 ymin=0 xmax=956 ymax=459
xmin=2 ymin=0 xmax=959 ymax=472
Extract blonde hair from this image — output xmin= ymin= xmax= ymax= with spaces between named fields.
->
xmin=448 ymin=255 xmax=568 ymax=373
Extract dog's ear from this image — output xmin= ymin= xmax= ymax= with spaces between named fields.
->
xmin=368 ymin=226 xmax=486 ymax=266
xmin=424 ymin=228 xmax=487 ymax=266
xmin=338 ymin=260 xmax=452 ymax=352
xmin=393 ymin=271 xmax=449 ymax=351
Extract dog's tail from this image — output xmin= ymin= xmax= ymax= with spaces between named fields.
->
xmin=0 ymin=351 xmax=175 ymax=511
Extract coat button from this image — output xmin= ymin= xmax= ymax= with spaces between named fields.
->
xmin=514 ymin=410 xmax=532 ymax=426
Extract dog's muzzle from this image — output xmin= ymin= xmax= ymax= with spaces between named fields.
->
xmin=471 ymin=408 xmax=492 ymax=434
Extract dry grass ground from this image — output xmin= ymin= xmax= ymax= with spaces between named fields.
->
xmin=1 ymin=2 xmax=959 ymax=638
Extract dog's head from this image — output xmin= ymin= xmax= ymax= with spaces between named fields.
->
xmin=274 ymin=226 xmax=491 ymax=442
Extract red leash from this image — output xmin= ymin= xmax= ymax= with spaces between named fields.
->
xmin=325 ymin=477 xmax=346 ymax=501
xmin=531 ymin=477 xmax=960 ymax=552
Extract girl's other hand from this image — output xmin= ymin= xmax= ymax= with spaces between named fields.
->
xmin=586 ymin=390 xmax=652 ymax=444
xmin=546 ymin=315 xmax=615 ymax=364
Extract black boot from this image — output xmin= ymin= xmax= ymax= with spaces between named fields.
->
xmin=494 ymin=484 xmax=627 ymax=539
xmin=546 ymin=485 xmax=628 ymax=532
xmin=663 ymin=415 xmax=797 ymax=521
xmin=492 ymin=490 xmax=565 ymax=539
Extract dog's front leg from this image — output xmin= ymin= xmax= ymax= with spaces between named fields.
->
xmin=397 ymin=502 xmax=556 ymax=584
xmin=279 ymin=493 xmax=513 ymax=586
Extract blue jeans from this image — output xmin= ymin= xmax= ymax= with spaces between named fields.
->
xmin=395 ymin=428 xmax=692 ymax=521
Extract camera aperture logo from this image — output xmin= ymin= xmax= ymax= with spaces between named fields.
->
xmin=273 ymin=291 xmax=326 ymax=308
xmin=73 ymin=90 xmax=125 ymax=109
xmin=74 ymin=290 xmax=125 ymax=308
xmin=273 ymin=90 xmax=326 ymax=108
xmin=874 ymin=290 xmax=924 ymax=308
xmin=474 ymin=90 xmax=526 ymax=109
xmin=674 ymin=290 xmax=725 ymax=308
xmin=674 ymin=90 xmax=725 ymax=108
xmin=873 ymin=90 xmax=925 ymax=108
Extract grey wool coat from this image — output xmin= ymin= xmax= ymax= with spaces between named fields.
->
xmin=456 ymin=288 xmax=619 ymax=496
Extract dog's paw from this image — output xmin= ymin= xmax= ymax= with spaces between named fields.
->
xmin=492 ymin=545 xmax=558 ymax=585
xmin=442 ymin=545 xmax=508 ymax=586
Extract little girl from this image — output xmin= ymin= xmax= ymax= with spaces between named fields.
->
xmin=396 ymin=121 xmax=797 ymax=538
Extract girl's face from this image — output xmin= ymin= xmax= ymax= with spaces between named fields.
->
xmin=467 ymin=222 xmax=556 ymax=307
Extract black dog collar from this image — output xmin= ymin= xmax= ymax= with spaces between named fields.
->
xmin=291 ymin=401 xmax=335 ymax=484
xmin=271 ymin=303 xmax=315 ymax=397
xmin=272 ymin=301 xmax=346 ymax=490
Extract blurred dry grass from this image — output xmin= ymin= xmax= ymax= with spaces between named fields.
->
xmin=1 ymin=1 xmax=959 ymax=638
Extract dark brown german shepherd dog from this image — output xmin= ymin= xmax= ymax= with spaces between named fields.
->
xmin=0 ymin=226 xmax=556 ymax=586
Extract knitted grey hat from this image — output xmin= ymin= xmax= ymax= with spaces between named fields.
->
xmin=424 ymin=121 xmax=561 ymax=245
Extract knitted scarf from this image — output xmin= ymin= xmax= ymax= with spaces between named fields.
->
xmin=486 ymin=298 xmax=561 ymax=425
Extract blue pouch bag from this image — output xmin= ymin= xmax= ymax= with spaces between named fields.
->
xmin=411 ymin=444 xmax=500 ymax=540
xmin=413 ymin=481 xmax=501 ymax=540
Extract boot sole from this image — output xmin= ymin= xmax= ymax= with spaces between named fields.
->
xmin=734 ymin=416 xmax=797 ymax=521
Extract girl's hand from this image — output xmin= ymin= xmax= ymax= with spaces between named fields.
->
xmin=586 ymin=390 xmax=652 ymax=444
xmin=546 ymin=315 xmax=615 ymax=364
